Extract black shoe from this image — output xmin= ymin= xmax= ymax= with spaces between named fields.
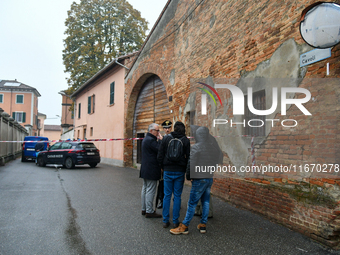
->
xmin=163 ymin=222 xmax=170 ymax=228
xmin=157 ymin=201 xmax=163 ymax=209
xmin=145 ymin=212 xmax=162 ymax=218
xmin=173 ymin=222 xmax=179 ymax=228
xmin=142 ymin=210 xmax=146 ymax=215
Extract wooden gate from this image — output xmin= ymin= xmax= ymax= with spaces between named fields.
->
xmin=133 ymin=75 xmax=170 ymax=164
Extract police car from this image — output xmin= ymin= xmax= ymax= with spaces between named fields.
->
xmin=36 ymin=141 xmax=100 ymax=169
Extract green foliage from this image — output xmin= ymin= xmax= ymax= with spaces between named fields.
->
xmin=63 ymin=0 xmax=148 ymax=93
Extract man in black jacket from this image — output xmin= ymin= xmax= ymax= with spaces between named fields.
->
xmin=34 ymin=139 xmax=45 ymax=164
xmin=140 ymin=123 xmax=163 ymax=218
xmin=157 ymin=121 xmax=190 ymax=228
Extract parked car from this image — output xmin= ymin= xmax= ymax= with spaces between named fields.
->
xmin=36 ymin=141 xmax=100 ymax=169
xmin=22 ymin=136 xmax=49 ymax=162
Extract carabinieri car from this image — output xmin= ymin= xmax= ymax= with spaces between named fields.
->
xmin=37 ymin=141 xmax=100 ymax=169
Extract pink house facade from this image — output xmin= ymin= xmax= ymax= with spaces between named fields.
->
xmin=71 ymin=53 xmax=137 ymax=167
xmin=0 ymin=80 xmax=40 ymax=135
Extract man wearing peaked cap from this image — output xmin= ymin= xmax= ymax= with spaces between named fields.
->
xmin=161 ymin=120 xmax=172 ymax=135
xmin=156 ymin=120 xmax=173 ymax=210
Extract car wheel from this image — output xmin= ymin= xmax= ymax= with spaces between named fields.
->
xmin=65 ymin=157 xmax=75 ymax=169
xmin=37 ymin=156 xmax=46 ymax=167
xmin=89 ymin=163 xmax=97 ymax=168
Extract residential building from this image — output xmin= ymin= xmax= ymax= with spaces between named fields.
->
xmin=59 ymin=90 xmax=74 ymax=135
xmin=0 ymin=79 xmax=40 ymax=135
xmin=71 ymin=52 xmax=137 ymax=167
xmin=123 ymin=0 xmax=340 ymax=248
xmin=43 ymin=125 xmax=61 ymax=142
xmin=37 ymin=112 xmax=46 ymax=136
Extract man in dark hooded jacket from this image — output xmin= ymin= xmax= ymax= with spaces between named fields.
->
xmin=190 ymin=125 xmax=223 ymax=217
xmin=170 ymin=126 xmax=221 ymax=235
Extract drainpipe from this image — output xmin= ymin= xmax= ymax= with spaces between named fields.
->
xmin=115 ymin=59 xmax=129 ymax=70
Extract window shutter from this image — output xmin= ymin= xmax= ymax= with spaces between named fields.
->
xmin=110 ymin=82 xmax=115 ymax=105
xmin=23 ymin=112 xmax=26 ymax=123
xmin=12 ymin=112 xmax=16 ymax=119
xmin=78 ymin=103 xmax=81 ymax=118
xmin=92 ymin=95 xmax=95 ymax=113
xmin=16 ymin=95 xmax=23 ymax=104
xmin=88 ymin=96 xmax=91 ymax=114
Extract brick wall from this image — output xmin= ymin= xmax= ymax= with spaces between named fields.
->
xmin=125 ymin=0 xmax=340 ymax=248
xmin=212 ymin=178 xmax=340 ymax=247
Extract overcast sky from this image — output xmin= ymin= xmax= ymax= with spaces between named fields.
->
xmin=0 ymin=0 xmax=168 ymax=125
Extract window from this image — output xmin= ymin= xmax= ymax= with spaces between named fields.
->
xmin=88 ymin=95 xmax=95 ymax=114
xmin=90 ymin=127 xmax=93 ymax=136
xmin=186 ymin=111 xmax=196 ymax=137
xmin=50 ymin=143 xmax=62 ymax=150
xmin=61 ymin=143 xmax=72 ymax=149
xmin=79 ymin=143 xmax=97 ymax=149
xmin=0 ymin=94 xmax=3 ymax=103
xmin=110 ymin=82 xmax=115 ymax=105
xmin=244 ymin=90 xmax=266 ymax=137
xmin=78 ymin=103 xmax=81 ymax=118
xmin=16 ymin=95 xmax=24 ymax=104
xmin=12 ymin=112 xmax=26 ymax=123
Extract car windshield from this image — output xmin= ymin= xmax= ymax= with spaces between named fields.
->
xmin=79 ymin=143 xmax=97 ymax=149
xmin=50 ymin=143 xmax=62 ymax=150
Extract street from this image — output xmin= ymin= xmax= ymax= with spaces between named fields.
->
xmin=0 ymin=159 xmax=339 ymax=255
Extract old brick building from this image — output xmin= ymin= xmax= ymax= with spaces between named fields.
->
xmin=124 ymin=0 xmax=340 ymax=248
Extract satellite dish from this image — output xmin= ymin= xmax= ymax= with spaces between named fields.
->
xmin=300 ymin=2 xmax=340 ymax=48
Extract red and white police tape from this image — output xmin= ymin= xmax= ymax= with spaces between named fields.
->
xmin=0 ymin=135 xmax=257 ymax=143
xmin=0 ymin=137 xmax=145 ymax=143
xmin=1 ymin=135 xmax=257 ymax=166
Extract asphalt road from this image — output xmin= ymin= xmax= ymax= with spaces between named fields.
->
xmin=0 ymin=159 xmax=339 ymax=255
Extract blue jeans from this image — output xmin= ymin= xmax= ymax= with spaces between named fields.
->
xmin=182 ymin=178 xmax=213 ymax=226
xmin=163 ymin=171 xmax=185 ymax=224
xmin=35 ymin=151 xmax=40 ymax=163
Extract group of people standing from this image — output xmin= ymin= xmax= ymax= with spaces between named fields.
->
xmin=140 ymin=120 xmax=223 ymax=235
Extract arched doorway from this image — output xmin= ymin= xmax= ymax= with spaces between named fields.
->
xmin=133 ymin=75 xmax=171 ymax=166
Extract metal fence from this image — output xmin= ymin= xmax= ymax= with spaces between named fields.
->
xmin=0 ymin=108 xmax=28 ymax=165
